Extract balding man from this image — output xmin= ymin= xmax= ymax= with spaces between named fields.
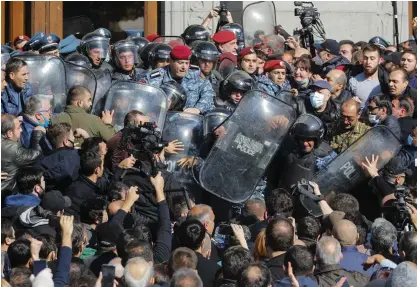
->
xmin=124 ymin=257 xmax=154 ymax=287
xmin=330 ymin=99 xmax=369 ymax=153
xmin=333 ymin=220 xmax=372 ymax=276
xmin=170 ymin=268 xmax=203 ymax=287
xmin=52 ymin=86 xmax=116 ymax=142
xmin=293 ymin=47 xmax=310 ymax=61
xmin=237 ymin=263 xmax=272 ymax=287
xmin=326 ymin=69 xmax=352 ymax=104
xmin=314 ymin=236 xmax=368 ymax=287
xmin=244 ymin=199 xmax=267 ymax=222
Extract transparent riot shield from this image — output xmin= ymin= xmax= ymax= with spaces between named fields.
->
xmin=15 ymin=54 xmax=67 ymax=113
xmin=203 ymin=110 xmax=230 ymax=137
xmin=92 ymin=70 xmax=112 ymax=115
xmin=104 ymin=81 xmax=168 ymax=132
xmin=1 ymin=53 xmax=10 ymax=70
xmin=217 ymin=56 xmax=236 ymax=79
xmin=153 ymin=36 xmax=186 ymax=47
xmin=311 ymin=126 xmax=402 ymax=196
xmin=64 ymin=61 xmax=97 ymax=99
xmin=199 ymin=89 xmax=296 ymax=203
xmin=162 ymin=112 xmax=204 ymax=184
xmin=242 ymin=1 xmax=277 ymax=47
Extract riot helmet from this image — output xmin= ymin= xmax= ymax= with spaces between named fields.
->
xmin=140 ymin=43 xmax=159 ymax=69
xmin=160 ymin=81 xmax=187 ymax=111
xmin=1 ymin=46 xmax=12 ymax=71
xmin=149 ymin=43 xmax=172 ymax=69
xmin=220 ymin=70 xmax=254 ymax=102
xmin=219 ymin=23 xmax=245 ymax=52
xmin=181 ymin=25 xmax=210 ymax=46
xmin=112 ymin=40 xmax=139 ymax=71
xmin=22 ymin=32 xmax=45 ymax=52
xmin=290 ymin=114 xmax=325 ymax=152
xmin=129 ymin=36 xmax=150 ymax=54
xmin=95 ymin=28 xmax=112 ymax=41
xmin=193 ymin=41 xmax=219 ymax=62
xmin=66 ymin=53 xmax=92 ymax=69
xmin=79 ymin=32 xmax=110 ymax=67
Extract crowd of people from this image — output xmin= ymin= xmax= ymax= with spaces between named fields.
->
xmin=1 ymin=5 xmax=417 ymax=287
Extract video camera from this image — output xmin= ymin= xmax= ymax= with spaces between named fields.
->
xmin=391 ymin=185 xmax=414 ymax=232
xmin=216 ymin=4 xmax=230 ymax=32
xmin=118 ymin=122 xmax=167 ymax=177
xmin=294 ymin=1 xmax=320 ymax=26
xmin=291 ymin=179 xmax=323 ymax=218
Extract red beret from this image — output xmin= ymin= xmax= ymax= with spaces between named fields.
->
xmin=264 ymin=60 xmax=287 ymax=72
xmin=212 ymin=30 xmax=236 ymax=44
xmin=170 ymin=45 xmax=192 ymax=60
xmin=13 ymin=35 xmax=30 ymax=44
xmin=146 ymin=34 xmax=159 ymax=42
xmin=238 ymin=47 xmax=256 ymax=60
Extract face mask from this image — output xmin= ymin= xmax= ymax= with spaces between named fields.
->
xmin=296 ymin=78 xmax=309 ymax=87
xmin=314 ymin=56 xmax=323 ymax=66
xmin=368 ymin=114 xmax=380 ymax=125
xmin=408 ymin=135 xmax=416 ymax=146
xmin=310 ymin=92 xmax=325 ymax=109
xmin=37 ymin=113 xmax=50 ymax=128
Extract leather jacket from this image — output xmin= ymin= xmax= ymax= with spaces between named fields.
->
xmin=1 ymin=130 xmax=44 ymax=191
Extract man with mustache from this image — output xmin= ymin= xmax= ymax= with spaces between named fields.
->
xmin=141 ymin=45 xmax=215 ymax=115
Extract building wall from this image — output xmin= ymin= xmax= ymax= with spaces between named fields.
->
xmin=161 ymin=1 xmax=410 ymax=44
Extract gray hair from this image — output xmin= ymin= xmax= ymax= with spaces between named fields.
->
xmin=187 ymin=204 xmax=213 ymax=225
xmin=124 ymin=257 xmax=154 ymax=287
xmin=316 ymin=236 xmax=342 ymax=267
xmin=170 ymin=268 xmax=203 ymax=287
xmin=371 ymin=218 xmax=397 ymax=253
xmin=1 ymin=114 xmax=16 ymax=137
xmin=23 ymin=95 xmax=52 ymax=116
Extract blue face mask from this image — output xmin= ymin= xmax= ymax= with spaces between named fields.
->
xmin=296 ymin=78 xmax=309 ymax=87
xmin=37 ymin=113 xmax=50 ymax=128
xmin=408 ymin=135 xmax=416 ymax=146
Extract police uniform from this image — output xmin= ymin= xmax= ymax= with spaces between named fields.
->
xmin=256 ymin=75 xmax=291 ymax=96
xmin=112 ymin=68 xmax=146 ymax=82
xmin=330 ymin=121 xmax=370 ymax=153
xmin=200 ymin=69 xmax=223 ymax=97
xmin=92 ymin=60 xmax=114 ymax=74
xmin=140 ymin=46 xmax=215 ymax=114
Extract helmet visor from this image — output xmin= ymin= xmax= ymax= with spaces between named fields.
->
xmin=86 ymin=39 xmax=110 ymax=59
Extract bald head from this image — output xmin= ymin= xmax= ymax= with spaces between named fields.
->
xmin=108 ymin=200 xmax=124 ymax=217
xmin=340 ymin=99 xmax=360 ymax=130
xmin=332 ymin=219 xmax=358 ymax=246
xmin=294 ymin=48 xmax=310 ymax=60
xmin=187 ymin=204 xmax=215 ymax=235
xmin=316 ymin=236 xmax=342 ymax=267
xmin=124 ymin=257 xmax=154 ymax=287
xmin=326 ymin=69 xmax=347 ymax=96
xmin=342 ymin=99 xmax=360 ymax=114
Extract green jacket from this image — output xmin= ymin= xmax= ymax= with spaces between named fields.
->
xmin=52 ymin=105 xmax=116 ymax=142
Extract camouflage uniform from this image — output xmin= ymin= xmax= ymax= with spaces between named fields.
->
xmin=330 ymin=121 xmax=370 ymax=154
xmin=140 ymin=66 xmax=215 ymax=114
xmin=255 ymin=75 xmax=291 ymax=96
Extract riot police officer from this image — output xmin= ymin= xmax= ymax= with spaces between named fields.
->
xmin=95 ymin=28 xmax=112 ymax=41
xmin=140 ymin=45 xmax=215 ymax=115
xmin=149 ymin=43 xmax=172 ymax=69
xmin=139 ymin=43 xmax=159 ymax=71
xmin=65 ymin=53 xmax=92 ymax=69
xmin=128 ymin=36 xmax=149 ymax=67
xmin=215 ymin=70 xmax=254 ymax=111
xmin=193 ymin=41 xmax=222 ymax=96
xmin=238 ymin=47 xmax=258 ymax=80
xmin=181 ymin=24 xmax=210 ymax=46
xmin=267 ymin=114 xmax=333 ymax=191
xmin=78 ymin=32 xmax=114 ymax=73
xmin=111 ymin=40 xmax=145 ymax=82
xmin=219 ymin=22 xmax=245 ymax=52
xmin=212 ymin=30 xmax=238 ymax=55
xmin=38 ymin=34 xmax=60 ymax=57
xmin=160 ymin=81 xmax=187 ymax=111
xmin=22 ymin=32 xmax=45 ymax=53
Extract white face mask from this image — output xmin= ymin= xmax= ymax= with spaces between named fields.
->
xmin=310 ymin=92 xmax=325 ymax=109
xmin=368 ymin=114 xmax=380 ymax=124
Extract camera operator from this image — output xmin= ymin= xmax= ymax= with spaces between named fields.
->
xmin=201 ymin=6 xmax=233 ymax=30
xmin=362 ymin=155 xmax=412 ymax=199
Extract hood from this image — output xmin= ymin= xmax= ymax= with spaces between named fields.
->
xmin=276 ymin=277 xmax=318 ymax=287
xmin=5 ymin=194 xmax=40 ymax=207
xmin=19 ymin=206 xmax=49 ymax=228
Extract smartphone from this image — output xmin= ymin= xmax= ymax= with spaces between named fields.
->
xmin=48 ymin=215 xmax=61 ymax=229
xmin=101 ymin=264 xmax=116 ymax=287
